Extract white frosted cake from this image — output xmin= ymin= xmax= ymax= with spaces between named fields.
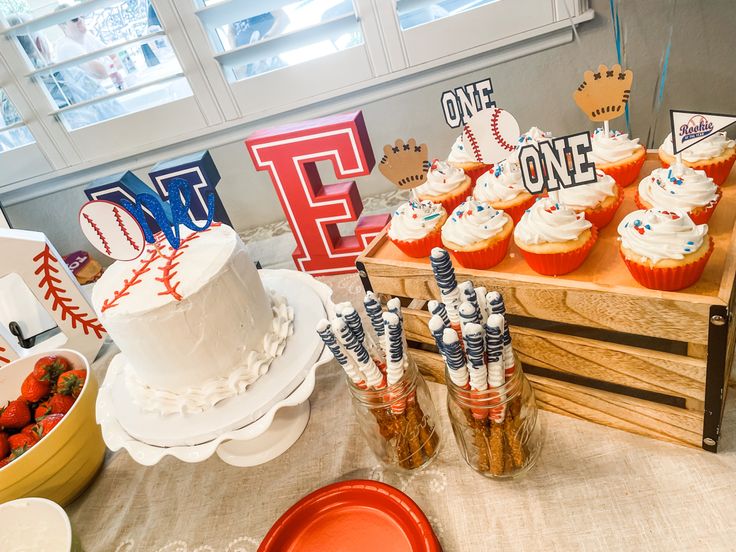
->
xmin=91 ymin=222 xmax=293 ymax=415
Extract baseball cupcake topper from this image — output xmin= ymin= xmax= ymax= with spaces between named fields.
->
xmin=461 ymin=107 xmax=520 ymax=165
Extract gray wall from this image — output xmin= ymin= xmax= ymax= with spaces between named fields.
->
xmin=5 ymin=0 xmax=736 ymax=257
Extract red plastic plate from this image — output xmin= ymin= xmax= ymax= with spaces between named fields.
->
xmin=259 ymin=480 xmax=442 ymax=552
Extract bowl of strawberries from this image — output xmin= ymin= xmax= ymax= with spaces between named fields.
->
xmin=0 ymin=349 xmax=105 ymax=506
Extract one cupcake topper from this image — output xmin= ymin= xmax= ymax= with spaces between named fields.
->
xmin=668 ymin=110 xmax=736 ymax=158
xmin=378 ymin=138 xmax=430 ymax=190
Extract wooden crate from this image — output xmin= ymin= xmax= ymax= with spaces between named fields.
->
xmin=356 ymin=153 xmax=736 ymax=452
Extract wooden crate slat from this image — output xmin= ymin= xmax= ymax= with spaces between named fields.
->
xmin=529 ymin=375 xmax=703 ymax=449
xmin=404 ymin=308 xmax=705 ymax=407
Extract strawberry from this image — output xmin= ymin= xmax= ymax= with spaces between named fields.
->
xmin=32 ymin=414 xmax=64 ymax=439
xmin=56 ymin=370 xmax=86 ymax=398
xmin=0 ymin=432 xmax=9 ymax=458
xmin=35 ymin=401 xmax=52 ymax=420
xmin=20 ymin=424 xmax=39 ymax=445
xmin=8 ymin=433 xmax=35 ymax=455
xmin=32 ymin=355 xmax=71 ymax=383
xmin=0 ymin=400 xmax=31 ymax=429
xmin=21 ymin=373 xmax=51 ymax=403
xmin=0 ymin=456 xmax=11 ymax=468
xmin=48 ymin=394 xmax=75 ymax=415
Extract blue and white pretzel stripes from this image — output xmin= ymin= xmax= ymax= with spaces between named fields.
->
xmin=316 ymin=319 xmax=365 ymax=386
xmin=429 ymin=314 xmax=449 ymax=357
xmin=342 ymin=305 xmax=365 ymax=345
xmin=474 ymin=286 xmax=488 ymax=325
xmin=383 ymin=311 xmax=406 ymax=386
xmin=442 ymin=328 xmax=469 ymax=388
xmin=428 ymin=300 xmax=451 ymax=328
xmin=484 ymin=314 xmax=505 ymax=388
xmin=459 ymin=281 xmax=480 ymax=316
xmin=459 ymin=301 xmax=481 ymax=331
xmin=334 ymin=317 xmax=384 ymax=389
xmin=487 ymin=291 xmax=516 ymax=377
xmin=462 ymin=322 xmax=488 ymax=392
xmin=386 ymin=297 xmax=408 ymax=352
xmin=363 ymin=291 xmax=385 ymax=338
xmin=430 ymin=247 xmax=462 ymax=326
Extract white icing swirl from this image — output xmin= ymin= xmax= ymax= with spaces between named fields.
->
xmin=589 ymin=128 xmax=642 ymax=163
xmin=416 ymin=160 xmax=467 ymax=196
xmin=506 ymin=127 xmax=553 ymax=162
xmin=473 ymin=159 xmax=527 ymax=202
xmin=660 ymin=131 xmax=735 ymax=162
xmin=441 ymin=197 xmax=510 ymax=246
xmin=447 ymin=135 xmax=476 ymax=164
xmin=388 ymin=200 xmax=446 ymax=240
xmin=124 ymin=291 xmax=294 ymax=415
xmin=638 ymin=164 xmax=719 ymax=212
xmin=514 ymin=197 xmax=592 ymax=245
xmin=558 ymin=169 xmax=617 ymax=210
xmin=618 ymin=208 xmax=708 ymax=263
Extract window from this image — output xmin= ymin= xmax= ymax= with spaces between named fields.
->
xmin=396 ymin=0 xmax=497 ymax=30
xmin=2 ymin=0 xmax=191 ymax=131
xmin=0 ymin=87 xmax=34 ymax=152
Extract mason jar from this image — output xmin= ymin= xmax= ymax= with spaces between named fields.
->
xmin=347 ymin=356 xmax=441 ymax=472
xmin=446 ymin=363 xmax=542 ymax=479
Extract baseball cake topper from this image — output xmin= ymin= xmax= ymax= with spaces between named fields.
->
xmin=518 ymin=131 xmax=598 ymax=195
xmin=462 ymin=107 xmax=520 ymax=164
xmin=79 ymin=179 xmax=215 ymax=260
xmin=573 ymin=63 xmax=633 ymax=124
xmin=669 ymin=110 xmax=736 ymax=155
xmin=378 ymin=138 xmax=430 ymax=190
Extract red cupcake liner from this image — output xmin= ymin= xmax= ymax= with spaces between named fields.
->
xmin=463 ymin=164 xmax=492 ymax=185
xmin=620 ymin=237 xmax=714 ymax=291
xmin=599 ymin=150 xmax=646 ymax=188
xmin=583 ymin=186 xmax=624 ymax=229
xmin=633 ymin=189 xmax=721 ymax=225
xmin=446 ymin=231 xmax=512 ymax=270
xmin=389 ymin=223 xmax=444 ymax=258
xmin=518 ymin=226 xmax=598 ymax=276
xmin=502 ymin=195 xmax=537 ymax=225
xmin=659 ymin=151 xmax=736 ymax=187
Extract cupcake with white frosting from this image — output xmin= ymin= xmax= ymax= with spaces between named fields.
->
xmin=388 ymin=200 xmax=447 ymax=258
xmin=635 ymin=164 xmax=721 ymax=225
xmin=415 ymin=160 xmax=473 ymax=214
xmin=447 ymin=135 xmax=490 ymax=183
xmin=514 ymin=197 xmax=597 ymax=275
xmin=589 ymin=128 xmax=646 ymax=187
xmin=557 ymin=169 xmax=623 ymax=229
xmin=618 ymin=208 xmax=713 ymax=290
xmin=473 ymin=159 xmax=535 ymax=224
xmin=441 ymin=197 xmax=513 ymax=269
xmin=659 ymin=131 xmax=736 ymax=186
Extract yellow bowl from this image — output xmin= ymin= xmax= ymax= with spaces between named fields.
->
xmin=0 ymin=349 xmax=106 ymax=506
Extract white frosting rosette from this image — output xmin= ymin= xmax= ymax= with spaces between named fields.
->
xmin=473 ymin=159 xmax=527 ymax=203
xmin=589 ymin=128 xmax=642 ymax=164
xmin=416 ymin=160 xmax=468 ymax=196
xmin=638 ymin=164 xmax=720 ymax=213
xmin=388 ymin=200 xmax=446 ymax=241
xmin=447 ymin=135 xmax=477 ymax=164
xmin=618 ymin=208 xmax=708 ymax=264
xmin=441 ymin=197 xmax=511 ymax=247
xmin=660 ymin=131 xmax=735 ymax=162
xmin=558 ymin=170 xmax=618 ymax=210
xmin=514 ymin=197 xmax=592 ymax=246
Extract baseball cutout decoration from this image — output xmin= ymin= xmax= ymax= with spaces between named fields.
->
xmin=246 ymin=110 xmax=390 ymax=276
xmin=0 ymin=228 xmax=105 ymax=366
xmin=461 ymin=107 xmax=520 ymax=164
xmin=573 ymin=63 xmax=633 ymax=122
xmin=378 ymin=138 xmax=430 ymax=189
xmin=79 ymin=200 xmax=145 ymax=261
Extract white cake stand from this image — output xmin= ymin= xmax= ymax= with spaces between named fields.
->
xmin=95 ymin=269 xmax=335 ymax=467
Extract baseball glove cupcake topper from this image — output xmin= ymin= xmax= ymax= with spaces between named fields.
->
xmin=573 ymin=63 xmax=633 ymax=129
xmin=378 ymin=138 xmax=430 ymax=190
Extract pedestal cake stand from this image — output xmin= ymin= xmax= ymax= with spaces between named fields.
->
xmin=95 ymin=269 xmax=334 ymax=467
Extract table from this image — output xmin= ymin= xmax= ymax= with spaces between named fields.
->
xmin=66 ymin=273 xmax=736 ymax=551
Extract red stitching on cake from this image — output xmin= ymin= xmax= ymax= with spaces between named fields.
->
xmin=113 ymin=206 xmax=140 ymax=251
xmin=463 ymin=124 xmax=482 ymax=163
xmin=82 ymin=213 xmax=111 ymax=255
xmin=101 ymin=247 xmax=160 ymax=313
xmin=491 ymin=109 xmax=515 ymax=152
xmin=33 ymin=245 xmax=105 ymax=338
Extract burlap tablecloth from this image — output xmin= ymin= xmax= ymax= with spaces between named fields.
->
xmin=66 ymin=274 xmax=736 ymax=551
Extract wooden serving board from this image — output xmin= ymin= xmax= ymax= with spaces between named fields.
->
xmin=357 ymin=152 xmax=736 ymax=451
